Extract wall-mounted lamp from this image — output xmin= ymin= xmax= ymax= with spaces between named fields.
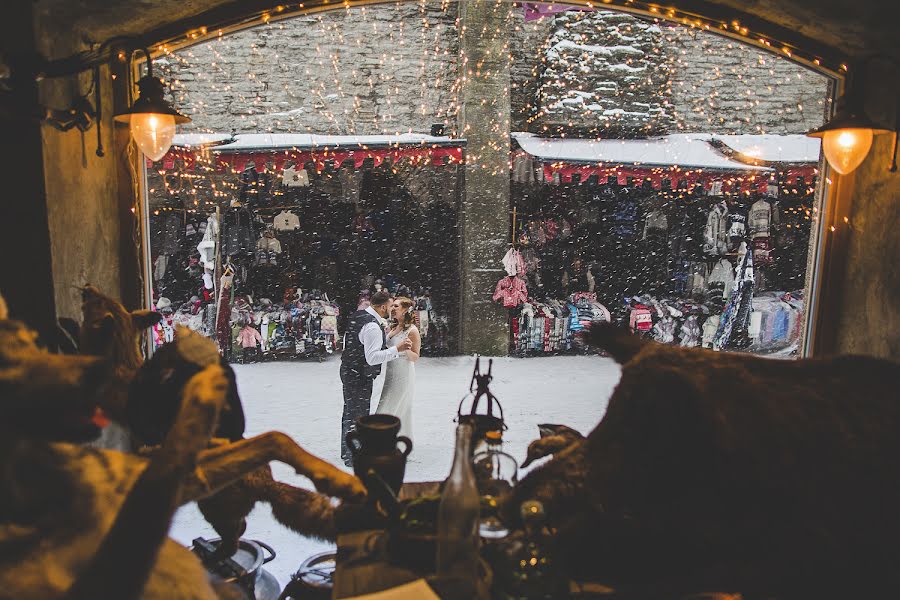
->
xmin=113 ymin=49 xmax=190 ymax=162
xmin=807 ymin=57 xmax=898 ymax=175
xmin=0 ymin=40 xmax=189 ymax=161
xmin=806 ymin=99 xmax=892 ymax=175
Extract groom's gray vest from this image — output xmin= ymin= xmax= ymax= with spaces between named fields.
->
xmin=341 ymin=310 xmax=387 ymax=380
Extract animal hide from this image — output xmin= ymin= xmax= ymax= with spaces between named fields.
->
xmin=508 ymin=323 xmax=900 ymax=597
xmin=84 ymin=285 xmax=357 ymax=558
xmin=0 ymin=309 xmax=231 ymax=599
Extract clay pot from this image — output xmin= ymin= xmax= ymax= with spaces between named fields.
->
xmin=346 ymin=414 xmax=412 ymax=495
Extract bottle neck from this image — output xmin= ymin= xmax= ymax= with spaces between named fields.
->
xmin=453 ymin=423 xmax=474 ymax=465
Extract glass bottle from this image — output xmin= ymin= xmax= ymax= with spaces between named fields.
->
xmin=436 ymin=422 xmax=481 ymax=583
xmin=473 ymin=430 xmax=519 ymax=539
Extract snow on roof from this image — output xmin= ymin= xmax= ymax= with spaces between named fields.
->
xmin=176 ymin=132 xmax=463 ymax=151
xmin=710 ymin=134 xmax=822 ymax=164
xmin=513 ymin=132 xmax=773 ymax=171
xmin=172 ymin=133 xmax=234 ymax=148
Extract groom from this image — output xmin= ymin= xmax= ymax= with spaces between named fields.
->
xmin=340 ymin=290 xmax=413 ymax=467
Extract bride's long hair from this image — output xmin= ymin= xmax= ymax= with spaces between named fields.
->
xmin=392 ymin=296 xmax=416 ymax=330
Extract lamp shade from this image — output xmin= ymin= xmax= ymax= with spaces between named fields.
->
xmin=807 ymin=105 xmax=891 ymax=175
xmin=114 ymin=75 xmax=190 ymax=162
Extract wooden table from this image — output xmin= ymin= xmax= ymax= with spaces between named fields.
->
xmin=333 ymin=482 xmax=488 ymax=599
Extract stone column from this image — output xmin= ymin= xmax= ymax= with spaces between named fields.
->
xmin=457 ymin=0 xmax=513 ymax=355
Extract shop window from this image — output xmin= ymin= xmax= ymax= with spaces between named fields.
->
xmin=142 ymin=3 xmax=831 ymax=362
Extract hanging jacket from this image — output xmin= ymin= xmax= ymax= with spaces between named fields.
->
xmin=273 ymin=210 xmax=300 ymax=231
xmin=501 ymin=248 xmax=526 ymax=277
xmin=703 ymin=203 xmax=728 ymax=255
xmin=707 ymin=258 xmax=735 ymax=300
xmin=492 ymin=276 xmax=528 ymax=309
xmin=727 ymin=208 xmax=748 ymax=241
xmin=612 ymin=196 xmax=639 ymax=239
xmin=239 ymin=166 xmax=260 ymax=205
xmin=688 ymin=262 xmax=709 ymax=296
xmin=237 ymin=325 xmax=263 ymax=348
xmin=282 ymin=166 xmax=310 ymax=187
xmin=749 ymin=199 xmax=773 ymax=239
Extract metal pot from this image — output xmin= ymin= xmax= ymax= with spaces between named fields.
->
xmin=279 ymin=551 xmax=336 ymax=600
xmin=191 ymin=537 xmax=281 ymax=600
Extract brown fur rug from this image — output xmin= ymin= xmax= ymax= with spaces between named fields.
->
xmin=507 ymin=323 xmax=900 ymax=598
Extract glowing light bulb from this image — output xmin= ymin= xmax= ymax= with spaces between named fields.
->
xmin=130 ymin=113 xmax=177 ymax=162
xmin=821 ymin=128 xmax=873 ymax=175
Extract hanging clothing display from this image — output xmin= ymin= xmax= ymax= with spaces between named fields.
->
xmin=714 ymin=246 xmax=755 ymax=351
xmin=492 ymin=275 xmax=528 ymax=309
xmin=727 ymin=204 xmax=749 ymax=251
xmin=679 ymin=315 xmax=701 ymax=347
xmin=749 ymin=198 xmax=773 ymax=239
xmin=273 ymin=210 xmax=300 ymax=231
xmin=501 ymin=248 xmax=526 ymax=277
xmin=282 ymin=165 xmax=310 ymax=187
xmin=629 ymin=304 xmax=653 ymax=332
xmin=707 ymin=258 xmax=735 ymax=301
xmin=703 ymin=202 xmax=728 ymax=256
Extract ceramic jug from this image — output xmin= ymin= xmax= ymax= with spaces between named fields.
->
xmin=346 ymin=414 xmax=412 ymax=494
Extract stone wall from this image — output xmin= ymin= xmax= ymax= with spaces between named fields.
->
xmin=663 ymin=25 xmax=829 ymax=134
xmin=161 ymin=5 xmax=827 ymax=138
xmin=161 ymin=3 xmax=460 ymax=135
xmin=530 ymin=11 xmax=677 ymax=136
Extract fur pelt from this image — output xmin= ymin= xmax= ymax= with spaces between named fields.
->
xmin=87 ymin=286 xmax=349 ymax=557
xmin=507 ymin=323 xmax=900 ymax=597
xmin=2 ymin=443 xmax=223 ymax=600
xmin=0 ymin=306 xmax=231 ymax=599
xmin=80 ymin=284 xmax=161 ymax=424
xmin=130 ymin=341 xmax=340 ymax=557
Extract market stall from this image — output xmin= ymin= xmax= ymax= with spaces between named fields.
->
xmin=497 ymin=132 xmax=819 ymax=355
xmin=147 ymin=133 xmax=465 ymax=359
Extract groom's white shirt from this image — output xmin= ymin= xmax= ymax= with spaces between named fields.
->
xmin=361 ymin=306 xmax=401 ymax=366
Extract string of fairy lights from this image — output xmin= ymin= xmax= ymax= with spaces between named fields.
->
xmin=147 ymin=0 xmax=827 ymax=212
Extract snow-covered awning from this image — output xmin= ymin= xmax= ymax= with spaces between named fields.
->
xmin=159 ymin=132 xmax=466 ymax=172
xmin=174 ymin=132 xmax=465 ymax=151
xmin=709 ymin=134 xmax=822 ymax=165
xmin=512 ymin=132 xmax=773 ymax=172
xmin=171 ymin=133 xmax=234 ymax=148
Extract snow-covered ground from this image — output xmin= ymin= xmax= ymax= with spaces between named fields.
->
xmin=171 ymin=354 xmax=621 ymax=586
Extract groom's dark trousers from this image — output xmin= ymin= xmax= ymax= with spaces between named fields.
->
xmin=340 ymin=371 xmax=373 ymax=465
xmin=340 ymin=309 xmax=387 ymax=466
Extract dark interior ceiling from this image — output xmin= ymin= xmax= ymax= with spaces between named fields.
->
xmin=34 ymin=0 xmax=900 ymax=63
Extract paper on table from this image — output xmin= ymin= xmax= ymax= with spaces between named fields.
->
xmin=345 ymin=579 xmax=441 ymax=600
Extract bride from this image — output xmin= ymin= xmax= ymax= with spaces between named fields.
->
xmin=375 ymin=296 xmax=420 ymax=444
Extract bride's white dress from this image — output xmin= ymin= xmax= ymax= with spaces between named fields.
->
xmin=376 ymin=328 xmax=415 ymax=443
